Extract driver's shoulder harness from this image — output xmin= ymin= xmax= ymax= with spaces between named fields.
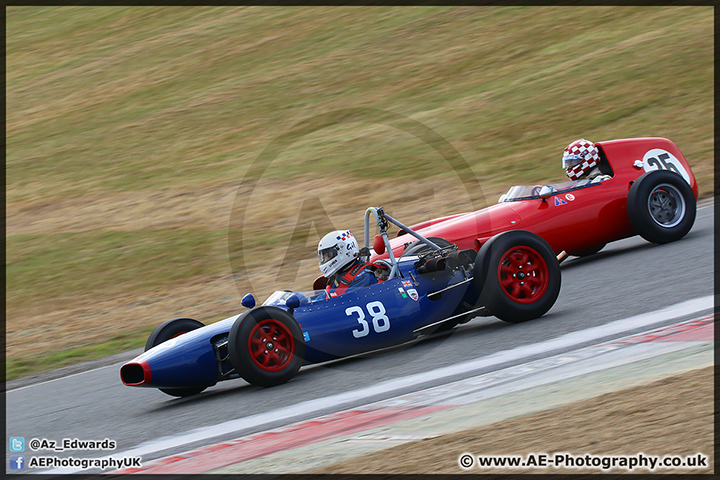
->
xmin=326 ymin=262 xmax=383 ymax=298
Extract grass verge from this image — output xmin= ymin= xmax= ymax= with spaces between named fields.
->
xmin=6 ymin=6 xmax=713 ymax=380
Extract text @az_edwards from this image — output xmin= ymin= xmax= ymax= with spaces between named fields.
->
xmin=27 ymin=437 xmax=116 ymax=452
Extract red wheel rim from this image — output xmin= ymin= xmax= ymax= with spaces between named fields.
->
xmin=248 ymin=319 xmax=295 ymax=372
xmin=171 ymin=331 xmax=188 ymax=339
xmin=498 ymin=246 xmax=549 ymax=304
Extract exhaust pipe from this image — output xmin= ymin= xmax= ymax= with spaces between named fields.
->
xmin=556 ymin=250 xmax=568 ymax=264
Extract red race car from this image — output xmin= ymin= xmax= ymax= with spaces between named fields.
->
xmin=377 ymin=137 xmax=698 ymax=260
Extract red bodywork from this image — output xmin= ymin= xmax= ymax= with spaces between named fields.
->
xmin=377 ymin=138 xmax=698 ymax=258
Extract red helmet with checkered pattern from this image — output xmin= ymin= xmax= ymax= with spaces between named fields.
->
xmin=562 ymin=139 xmax=600 ymax=180
xmin=318 ymin=230 xmax=359 ymax=278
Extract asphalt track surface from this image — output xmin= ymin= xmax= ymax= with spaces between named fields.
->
xmin=6 ymin=202 xmax=714 ymax=472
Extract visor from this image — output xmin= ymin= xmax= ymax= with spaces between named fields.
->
xmin=562 ymin=153 xmax=583 ymax=170
xmin=318 ymin=246 xmax=338 ymax=264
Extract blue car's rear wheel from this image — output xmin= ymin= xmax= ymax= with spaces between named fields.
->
xmin=145 ymin=317 xmax=210 ymax=397
xmin=474 ymin=230 xmax=560 ymax=323
xmin=229 ymin=306 xmax=305 ymax=387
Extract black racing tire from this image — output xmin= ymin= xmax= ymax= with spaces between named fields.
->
xmin=627 ymin=171 xmax=696 ymax=244
xmin=402 ymin=237 xmax=453 ymax=257
xmin=228 ymin=306 xmax=305 ymax=387
xmin=145 ymin=317 xmax=205 ymax=351
xmin=145 ymin=317 xmax=208 ymax=397
xmin=473 ymin=230 xmax=561 ymax=323
xmin=157 ymin=386 xmax=208 ymax=398
xmin=568 ymin=243 xmax=606 ymax=257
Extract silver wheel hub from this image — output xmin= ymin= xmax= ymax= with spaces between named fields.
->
xmin=648 ymin=183 xmax=685 ymax=228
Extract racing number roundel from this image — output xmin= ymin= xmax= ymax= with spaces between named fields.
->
xmin=642 ymin=149 xmax=691 ymax=185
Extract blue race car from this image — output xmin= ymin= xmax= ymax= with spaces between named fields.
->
xmin=120 ymin=207 xmax=562 ymax=397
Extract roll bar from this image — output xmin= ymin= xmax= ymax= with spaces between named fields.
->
xmin=363 ymin=207 xmax=444 ymax=280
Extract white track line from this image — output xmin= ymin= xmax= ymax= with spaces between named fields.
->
xmin=42 ymin=295 xmax=713 ymax=474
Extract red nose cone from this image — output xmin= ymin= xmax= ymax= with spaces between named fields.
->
xmin=120 ymin=361 xmax=152 ymax=386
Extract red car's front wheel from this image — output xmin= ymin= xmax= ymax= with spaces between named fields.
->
xmin=497 ymin=245 xmax=549 ymax=304
xmin=474 ymin=230 xmax=561 ymax=323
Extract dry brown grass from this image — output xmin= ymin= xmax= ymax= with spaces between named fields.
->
xmin=314 ymin=366 xmax=714 ymax=474
xmin=6 ymin=6 xmax=713 ymax=378
xmin=6 ymin=274 xmax=239 ymax=359
xmin=6 ymin=174 xmax=489 ymax=362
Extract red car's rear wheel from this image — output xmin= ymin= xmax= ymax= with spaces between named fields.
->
xmin=627 ymin=170 xmax=696 ymax=244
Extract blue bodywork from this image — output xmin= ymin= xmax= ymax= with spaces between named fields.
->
xmin=126 ymin=256 xmax=475 ymax=390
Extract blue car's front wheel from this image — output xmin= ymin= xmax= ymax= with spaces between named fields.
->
xmin=228 ymin=307 xmax=305 ymax=387
xmin=145 ymin=317 xmax=210 ymax=397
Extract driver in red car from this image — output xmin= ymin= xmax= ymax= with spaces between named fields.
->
xmin=562 ymin=138 xmax=612 ymax=182
xmin=317 ymin=229 xmax=377 ymax=299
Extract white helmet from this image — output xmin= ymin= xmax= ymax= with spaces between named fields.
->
xmin=318 ymin=230 xmax=359 ymax=278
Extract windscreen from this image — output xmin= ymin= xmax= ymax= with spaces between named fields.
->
xmin=262 ymin=290 xmax=328 ymax=306
xmin=499 ymin=179 xmax=594 ymax=202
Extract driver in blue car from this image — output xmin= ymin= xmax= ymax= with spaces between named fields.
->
xmin=317 ymin=229 xmax=377 ymax=299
